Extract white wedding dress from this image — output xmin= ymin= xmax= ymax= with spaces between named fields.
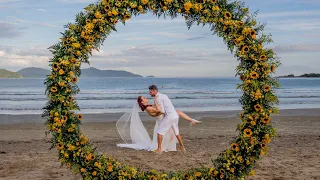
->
xmin=116 ymin=103 xmax=177 ymax=152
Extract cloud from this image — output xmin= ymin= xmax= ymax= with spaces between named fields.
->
xmin=186 ymin=36 xmax=206 ymax=41
xmin=274 ymin=44 xmax=320 ymax=53
xmin=259 ymin=10 xmax=320 ymax=18
xmin=7 ymin=16 xmax=58 ymax=28
xmin=0 ymin=22 xmax=22 ymax=38
xmin=124 ymin=37 xmax=154 ymax=41
xmin=36 ymin=8 xmax=47 ymax=12
xmin=0 ymin=46 xmax=50 ymax=71
xmin=57 ymin=0 xmax=96 ymax=3
xmin=150 ymin=32 xmax=190 ymax=38
xmin=0 ymin=0 xmax=21 ymax=3
xmin=88 ymin=44 xmax=234 ymax=69
xmin=265 ymin=18 xmax=320 ymax=32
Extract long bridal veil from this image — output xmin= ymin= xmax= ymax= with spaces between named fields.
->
xmin=116 ymin=103 xmax=177 ymax=151
xmin=116 ymin=103 xmax=152 ymax=150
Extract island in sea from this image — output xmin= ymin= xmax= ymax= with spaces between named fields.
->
xmin=0 ymin=69 xmax=23 ymax=78
xmin=278 ymin=73 xmax=320 ymax=78
xmin=0 ymin=67 xmax=143 ymax=78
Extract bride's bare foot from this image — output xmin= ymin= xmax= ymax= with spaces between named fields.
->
xmin=189 ymin=119 xmax=202 ymax=126
xmin=178 ymin=146 xmax=186 ymax=152
xmin=154 ymin=149 xmax=162 ymax=155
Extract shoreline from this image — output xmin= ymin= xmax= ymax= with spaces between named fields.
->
xmin=1 ymin=108 xmax=320 ymax=124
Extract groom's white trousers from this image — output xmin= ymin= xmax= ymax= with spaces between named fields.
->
xmin=157 ymin=117 xmax=179 ymax=136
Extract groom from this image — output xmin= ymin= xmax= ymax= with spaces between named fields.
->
xmin=148 ymin=85 xmax=185 ymax=153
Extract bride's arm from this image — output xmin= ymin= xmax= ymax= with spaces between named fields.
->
xmin=145 ymin=97 xmax=164 ymax=117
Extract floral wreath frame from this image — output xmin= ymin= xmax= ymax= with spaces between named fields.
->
xmin=43 ymin=0 xmax=281 ymax=179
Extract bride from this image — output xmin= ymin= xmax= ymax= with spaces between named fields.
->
xmin=116 ymin=96 xmax=201 ymax=152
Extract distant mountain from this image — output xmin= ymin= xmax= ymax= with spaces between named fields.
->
xmin=15 ymin=67 xmax=143 ymax=78
xmin=146 ymin=75 xmax=155 ymax=78
xmin=81 ymin=67 xmax=143 ymax=77
xmin=278 ymin=73 xmax=320 ymax=78
xmin=18 ymin=67 xmax=50 ymax=78
xmin=0 ymin=69 xmax=23 ymax=78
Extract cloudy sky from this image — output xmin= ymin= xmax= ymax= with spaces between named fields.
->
xmin=0 ymin=0 xmax=320 ymax=77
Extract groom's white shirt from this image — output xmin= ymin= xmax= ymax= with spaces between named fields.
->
xmin=155 ymin=92 xmax=179 ymax=119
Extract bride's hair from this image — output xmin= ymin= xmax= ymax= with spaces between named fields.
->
xmin=137 ymin=96 xmax=150 ymax=111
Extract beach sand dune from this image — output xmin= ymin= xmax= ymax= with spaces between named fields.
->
xmin=0 ymin=110 xmax=320 ymax=180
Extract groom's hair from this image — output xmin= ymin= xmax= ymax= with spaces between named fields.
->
xmin=148 ymin=85 xmax=158 ymax=91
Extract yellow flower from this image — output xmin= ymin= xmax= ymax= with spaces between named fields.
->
xmin=184 ymin=2 xmax=192 ymax=11
xmin=62 ymin=116 xmax=68 ymax=121
xmin=231 ymin=143 xmax=239 ymax=152
xmin=250 ymin=71 xmax=259 ymax=79
xmin=107 ymin=11 xmax=113 ymax=16
xmin=251 ymin=121 xmax=256 ymax=126
xmin=250 ymin=54 xmax=257 ymax=61
xmin=54 ymin=117 xmax=59 ymax=122
xmin=108 ymin=165 xmax=113 ymax=172
xmin=249 ymin=169 xmax=256 ymax=176
xmin=259 ymin=55 xmax=267 ymax=61
xmin=66 ymin=162 xmax=71 ymax=167
xmin=112 ymin=9 xmax=118 ymax=16
xmin=69 ymin=71 xmax=74 ymax=76
xmin=241 ymin=45 xmax=249 ymax=54
xmin=195 ymin=172 xmax=201 ymax=177
xmin=271 ymin=64 xmax=276 ymax=72
xmin=264 ymin=85 xmax=271 ymax=92
xmin=77 ymin=114 xmax=83 ymax=120
xmin=92 ymin=171 xmax=97 ymax=176
xmin=104 ymin=5 xmax=110 ymax=12
xmin=76 ymin=51 xmax=81 ymax=56
xmin=244 ymin=128 xmax=253 ymax=137
xmin=162 ymin=6 xmax=167 ymax=11
xmin=138 ymin=5 xmax=143 ymax=11
xmin=177 ymin=9 xmax=181 ymax=13
xmin=230 ymin=168 xmax=235 ymax=173
xmin=52 ymin=63 xmax=59 ymax=71
xmin=50 ymin=86 xmax=58 ymax=93
xmin=161 ymin=174 xmax=167 ymax=178
xmin=58 ymin=81 xmax=65 ymax=87
xmin=141 ymin=0 xmax=148 ymax=5
xmin=250 ymin=29 xmax=257 ymax=39
xmin=212 ymin=6 xmax=220 ymax=11
xmin=72 ymin=43 xmax=81 ymax=48
xmin=72 ymin=77 xmax=78 ymax=83
xmin=80 ymin=168 xmax=86 ymax=173
xmin=224 ymin=11 xmax=232 ymax=19
xmin=56 ymin=143 xmax=64 ymax=150
xmin=254 ymin=104 xmax=262 ymax=112
xmin=94 ymin=11 xmax=102 ymax=19
xmin=261 ymin=116 xmax=270 ymax=124
xmin=59 ymin=69 xmax=64 ymax=75
xmin=260 ymin=143 xmax=267 ymax=149
xmin=130 ymin=2 xmax=137 ymax=9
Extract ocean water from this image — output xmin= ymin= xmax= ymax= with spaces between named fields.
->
xmin=1 ymin=77 xmax=320 ymax=114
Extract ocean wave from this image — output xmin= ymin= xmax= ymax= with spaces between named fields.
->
xmin=1 ymin=94 xmax=320 ymax=101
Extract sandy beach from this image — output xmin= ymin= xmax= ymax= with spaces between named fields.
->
xmin=0 ymin=109 xmax=320 ymax=180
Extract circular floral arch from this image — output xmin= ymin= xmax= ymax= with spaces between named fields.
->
xmin=44 ymin=0 xmax=281 ymax=179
